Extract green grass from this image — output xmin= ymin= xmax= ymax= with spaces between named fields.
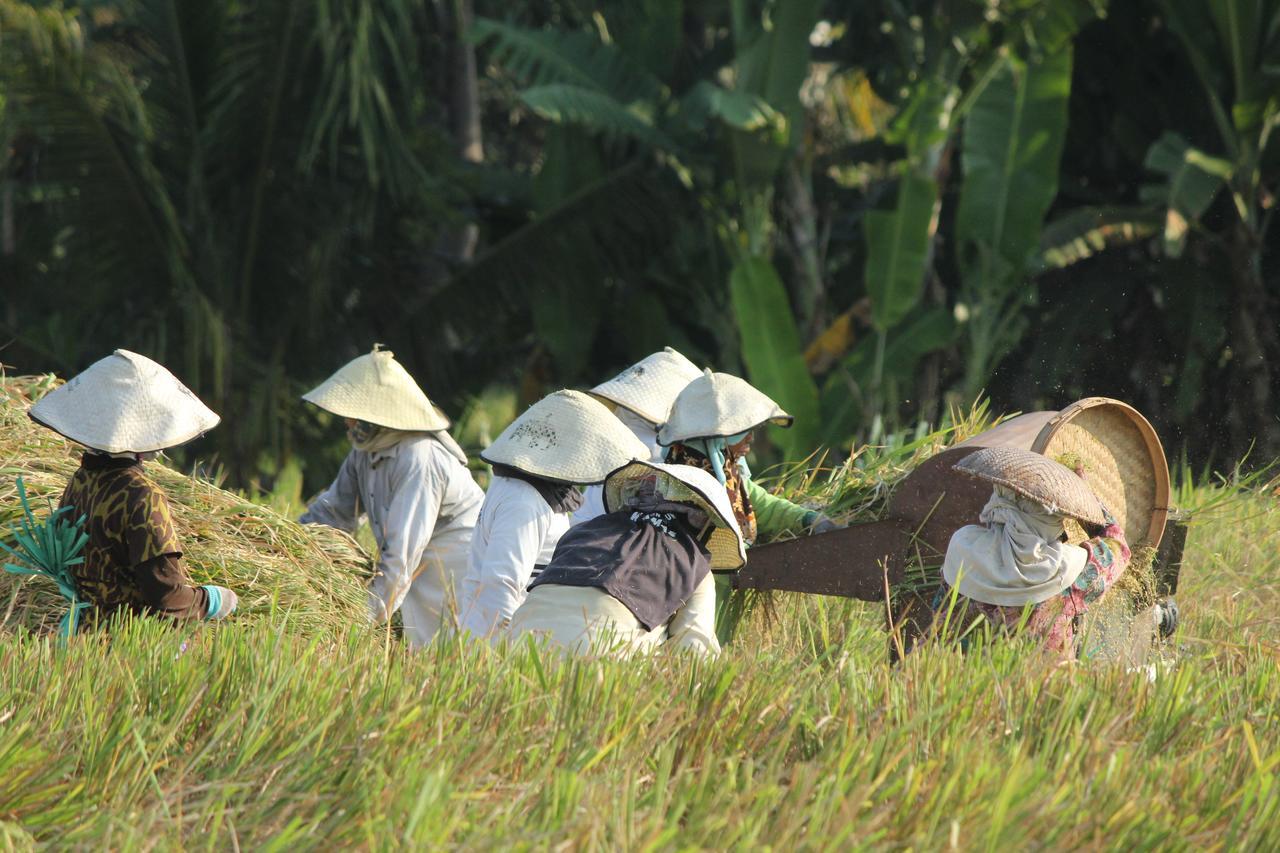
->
xmin=2 ymin=380 xmax=1277 ymax=848
xmin=1 ymin=479 xmax=1278 ymax=849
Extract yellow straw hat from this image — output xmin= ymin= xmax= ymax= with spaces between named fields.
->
xmin=604 ymin=460 xmax=747 ymax=570
xmin=658 ymin=369 xmax=792 ymax=445
xmin=302 ymin=346 xmax=450 ymax=431
xmin=588 ymin=347 xmax=702 ymax=425
xmin=482 ymin=390 xmax=650 ymax=484
xmin=28 ymin=349 xmax=219 ymax=454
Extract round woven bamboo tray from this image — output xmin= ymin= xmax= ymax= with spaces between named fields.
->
xmin=1030 ymin=397 xmax=1170 ymax=549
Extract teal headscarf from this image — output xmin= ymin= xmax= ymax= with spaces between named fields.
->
xmin=664 ymin=431 xmax=750 ymax=484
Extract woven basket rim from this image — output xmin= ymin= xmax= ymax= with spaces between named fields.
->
xmin=1031 ymin=396 xmax=1170 ymax=548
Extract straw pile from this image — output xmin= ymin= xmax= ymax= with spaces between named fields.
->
xmin=0 ymin=375 xmax=371 ymax=635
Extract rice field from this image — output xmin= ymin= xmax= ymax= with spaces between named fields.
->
xmin=1 ymin=382 xmax=1278 ymax=849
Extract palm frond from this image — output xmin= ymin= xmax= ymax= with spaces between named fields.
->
xmin=399 ymin=159 xmax=688 ymax=334
xmin=471 ymin=17 xmax=665 ymax=105
xmin=296 ymin=0 xmax=435 ymax=197
xmin=520 ymin=84 xmax=675 ymax=151
xmin=0 ymin=1 xmax=189 ymax=309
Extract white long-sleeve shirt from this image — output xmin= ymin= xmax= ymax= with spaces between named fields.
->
xmin=572 ymin=409 xmax=662 ymax=526
xmin=300 ymin=434 xmax=484 ymax=622
xmin=458 ymin=475 xmax=571 ymax=640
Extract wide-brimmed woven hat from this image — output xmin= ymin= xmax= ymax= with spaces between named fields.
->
xmin=953 ymin=447 xmax=1106 ymax=526
xmin=588 ymin=347 xmax=702 ymax=426
xmin=302 ymin=346 xmax=450 ymax=431
xmin=28 ymin=349 xmax=220 ymax=454
xmin=658 ymin=370 xmax=793 ymax=446
xmin=604 ymin=461 xmax=747 ymax=570
xmin=482 ymin=390 xmax=650 ymax=484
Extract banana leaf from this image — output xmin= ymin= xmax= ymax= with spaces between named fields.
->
xmin=728 ymin=256 xmax=820 ymax=461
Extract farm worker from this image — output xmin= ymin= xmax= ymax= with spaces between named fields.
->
xmin=658 ymin=370 xmax=838 ymax=546
xmin=457 ymin=390 xmax=649 ymax=641
xmin=27 ymin=349 xmax=237 ymax=624
xmin=573 ymin=347 xmax=703 ymax=526
xmin=510 ymin=461 xmax=745 ymax=658
xmin=935 ymin=447 xmax=1132 ymax=657
xmin=299 ymin=346 xmax=484 ymax=647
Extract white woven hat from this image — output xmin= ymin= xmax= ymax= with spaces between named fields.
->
xmin=588 ymin=347 xmax=702 ymax=425
xmin=302 ymin=346 xmax=450 ymax=431
xmin=604 ymin=460 xmax=747 ymax=570
xmin=28 ymin=349 xmax=220 ymax=453
xmin=482 ymin=390 xmax=650 ymax=484
xmin=658 ymin=369 xmax=793 ymax=445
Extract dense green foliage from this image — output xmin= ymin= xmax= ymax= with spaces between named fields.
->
xmin=3 ymin=0 xmax=1280 ymax=491
xmin=1 ymin=479 xmax=1277 ymax=847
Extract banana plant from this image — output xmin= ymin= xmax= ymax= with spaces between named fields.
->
xmin=1143 ymin=0 xmax=1280 ymax=454
xmin=468 ymin=2 xmax=823 ymax=459
xmin=955 ymin=44 xmax=1076 ymax=397
xmin=824 ymin=0 xmax=1102 ymax=433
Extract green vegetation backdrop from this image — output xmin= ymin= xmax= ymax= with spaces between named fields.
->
xmin=3 ymin=0 xmax=1279 ymax=490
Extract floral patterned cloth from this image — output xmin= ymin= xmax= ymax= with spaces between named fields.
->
xmin=933 ymin=516 xmax=1131 ymax=656
xmin=666 ymin=442 xmax=758 ymax=545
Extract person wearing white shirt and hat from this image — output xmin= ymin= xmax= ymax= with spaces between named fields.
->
xmin=299 ymin=346 xmax=484 ymax=647
xmin=28 ymin=349 xmax=237 ymax=625
xmin=573 ymin=347 xmax=703 ymax=526
xmin=458 ymin=389 xmax=649 ymax=641
xmin=510 ymin=461 xmax=745 ymax=658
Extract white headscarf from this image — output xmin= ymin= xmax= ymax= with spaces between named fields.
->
xmin=941 ymin=486 xmax=1088 ymax=607
xmin=348 ymin=420 xmax=469 ymax=465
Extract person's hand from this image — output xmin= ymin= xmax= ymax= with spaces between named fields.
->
xmin=1155 ymin=598 xmax=1179 ymax=638
xmin=368 ymin=592 xmax=389 ymax=625
xmin=808 ymin=514 xmax=842 ymax=536
xmin=202 ymin=585 xmax=238 ymax=620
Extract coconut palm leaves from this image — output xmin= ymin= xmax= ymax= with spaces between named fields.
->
xmin=0 ymin=0 xmax=461 ymax=480
xmin=0 ymin=477 xmax=88 ymax=638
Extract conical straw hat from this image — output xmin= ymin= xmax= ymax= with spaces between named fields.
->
xmin=658 ymin=369 xmax=792 ymax=445
xmin=953 ymin=447 xmax=1106 ymax=526
xmin=482 ymin=390 xmax=650 ymax=484
xmin=302 ymin=346 xmax=450 ymax=431
xmin=588 ymin=347 xmax=702 ymax=425
xmin=604 ymin=460 xmax=747 ymax=570
xmin=28 ymin=349 xmax=220 ymax=453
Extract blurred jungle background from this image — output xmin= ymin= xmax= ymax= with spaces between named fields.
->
xmin=2 ymin=0 xmax=1278 ymax=493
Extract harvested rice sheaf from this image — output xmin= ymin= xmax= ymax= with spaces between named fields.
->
xmin=0 ymin=375 xmax=371 ymax=635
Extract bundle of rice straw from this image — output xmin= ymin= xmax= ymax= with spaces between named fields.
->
xmin=0 ymin=375 xmax=370 ymax=635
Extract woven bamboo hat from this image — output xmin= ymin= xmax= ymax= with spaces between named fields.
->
xmin=604 ymin=461 xmax=747 ymax=570
xmin=953 ymin=447 xmax=1106 ymax=526
xmin=482 ymin=390 xmax=650 ymax=484
xmin=658 ymin=370 xmax=793 ymax=445
xmin=28 ymin=349 xmax=220 ymax=454
xmin=302 ymin=346 xmax=450 ymax=431
xmin=589 ymin=347 xmax=702 ymax=426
